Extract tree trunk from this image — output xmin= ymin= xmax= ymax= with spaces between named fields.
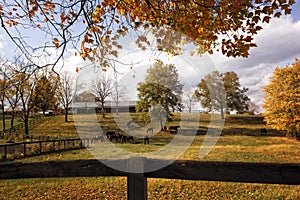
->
xmin=10 ymin=111 xmax=15 ymax=130
xmin=101 ymin=101 xmax=105 ymax=118
xmin=159 ymin=112 xmax=163 ymax=130
xmin=220 ymin=105 xmax=225 ymax=119
xmin=23 ymin=114 xmax=30 ymax=137
xmin=65 ymin=106 xmax=68 ymax=122
xmin=116 ymin=101 xmax=119 ymax=115
xmin=1 ymin=101 xmax=5 ymax=131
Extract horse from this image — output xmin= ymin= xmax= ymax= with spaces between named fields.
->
xmin=144 ymin=136 xmax=150 ymax=144
xmin=126 ymin=136 xmax=134 ymax=143
xmin=106 ymin=131 xmax=116 ymax=141
xmin=91 ymin=134 xmax=105 ymax=143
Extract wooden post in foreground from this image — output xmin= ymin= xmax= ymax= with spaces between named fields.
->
xmin=127 ymin=157 xmax=147 ymax=200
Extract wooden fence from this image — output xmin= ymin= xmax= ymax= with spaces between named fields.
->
xmin=0 ymin=138 xmax=89 ymax=160
xmin=0 ymin=117 xmax=41 ymax=139
xmin=1 ymin=158 xmax=300 ymax=200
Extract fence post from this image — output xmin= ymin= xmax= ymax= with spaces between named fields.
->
xmin=127 ymin=157 xmax=147 ymax=200
xmin=39 ymin=141 xmax=42 ymax=154
xmin=23 ymin=143 xmax=26 ymax=157
xmin=52 ymin=140 xmax=55 ymax=151
xmin=4 ymin=145 xmax=7 ymax=159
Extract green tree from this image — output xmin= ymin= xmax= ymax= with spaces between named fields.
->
xmin=195 ymin=71 xmax=249 ymax=119
xmin=0 ymin=1 xmax=295 ymax=69
xmin=263 ymin=59 xmax=300 ymax=138
xmin=136 ymin=60 xmax=183 ymax=127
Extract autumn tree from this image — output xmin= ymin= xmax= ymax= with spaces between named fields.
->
xmin=57 ymin=71 xmax=80 ymax=122
xmin=91 ymin=75 xmax=113 ymax=118
xmin=3 ymin=63 xmax=23 ymax=130
xmin=136 ymin=60 xmax=183 ymax=127
xmin=223 ymin=71 xmax=250 ymax=114
xmin=17 ymin=68 xmax=40 ymax=136
xmin=0 ymin=57 xmax=10 ymax=131
xmin=195 ymin=71 xmax=226 ymax=118
xmin=263 ymin=59 xmax=300 ymax=138
xmin=5 ymin=73 xmax=22 ymax=130
xmin=32 ymin=72 xmax=58 ymax=114
xmin=0 ymin=1 xmax=295 ymax=70
xmin=0 ymin=78 xmax=6 ymax=130
xmin=195 ymin=71 xmax=249 ymax=119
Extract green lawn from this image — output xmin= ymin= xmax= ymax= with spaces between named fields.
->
xmin=1 ymin=113 xmax=300 ymax=199
xmin=0 ymin=118 xmax=23 ymax=131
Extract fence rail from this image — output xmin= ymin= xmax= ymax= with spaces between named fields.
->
xmin=1 ymin=158 xmax=300 ymax=200
xmin=0 ymin=138 xmax=89 ymax=159
xmin=0 ymin=117 xmax=41 ymax=139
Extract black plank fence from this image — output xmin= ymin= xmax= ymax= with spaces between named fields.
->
xmin=1 ymin=158 xmax=300 ymax=200
xmin=0 ymin=138 xmax=89 ymax=160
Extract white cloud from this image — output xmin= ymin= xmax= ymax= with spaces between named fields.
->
xmin=0 ymin=12 xmax=299 ymax=111
xmin=208 ymin=16 xmax=300 ymax=109
xmin=73 ymin=16 xmax=300 ymax=107
xmin=0 ymin=34 xmax=6 ymax=51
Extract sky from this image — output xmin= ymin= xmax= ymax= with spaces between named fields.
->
xmin=0 ymin=2 xmax=300 ymax=111
xmin=209 ymin=3 xmax=300 ymax=109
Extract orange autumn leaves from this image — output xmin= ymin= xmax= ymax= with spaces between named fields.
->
xmin=0 ymin=0 xmax=296 ymax=61
xmin=263 ymin=59 xmax=300 ymax=136
xmin=79 ymin=0 xmax=296 ymax=59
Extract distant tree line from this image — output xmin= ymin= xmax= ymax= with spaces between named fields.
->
xmin=0 ymin=56 xmax=259 ymax=136
xmin=0 ymin=57 xmax=80 ymax=136
xmin=0 ymin=56 xmax=127 ymax=137
xmin=136 ymin=60 xmax=252 ymax=121
xmin=194 ymin=71 xmax=250 ymax=119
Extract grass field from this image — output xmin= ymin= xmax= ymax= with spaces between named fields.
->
xmin=1 ymin=113 xmax=300 ymax=199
